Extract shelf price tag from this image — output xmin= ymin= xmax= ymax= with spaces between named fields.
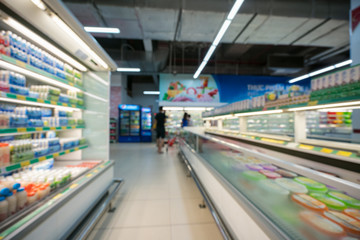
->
xmin=320 ymin=148 xmax=333 ymax=154
xmin=37 ymin=99 xmax=45 ymax=103
xmin=69 ymin=184 xmax=78 ymax=189
xmin=20 ymin=161 xmax=30 ymax=167
xmin=74 ymin=147 xmax=79 ymax=151
xmin=17 ymin=128 xmax=27 ymax=132
xmin=35 ymin=127 xmax=43 ymax=131
xmin=336 ymin=151 xmax=352 ymax=157
xmin=50 ymin=127 xmax=56 ymax=130
xmin=15 ymin=60 xmax=26 ymax=68
xmin=65 ymin=150 xmax=70 ymax=154
xmin=62 ymin=103 xmax=67 ymax=106
xmin=53 ymin=153 xmax=59 ymax=157
xmin=16 ymin=95 xmax=26 ymax=101
xmin=61 ymin=126 xmax=67 ymax=130
xmin=50 ymin=101 xmax=57 ymax=105
xmin=52 ymin=193 xmax=63 ymax=200
xmin=39 ymin=156 xmax=46 ymax=161
xmin=298 ymin=144 xmax=314 ymax=150
xmin=307 ymin=101 xmax=318 ymax=106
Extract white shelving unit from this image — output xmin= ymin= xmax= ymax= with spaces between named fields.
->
xmin=0 ymin=1 xmax=117 ymax=239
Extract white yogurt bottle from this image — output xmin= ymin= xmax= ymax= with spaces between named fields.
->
xmin=16 ymin=187 xmax=27 ymax=211
xmin=6 ymin=192 xmax=17 ymax=215
xmin=0 ymin=196 xmax=8 ymax=221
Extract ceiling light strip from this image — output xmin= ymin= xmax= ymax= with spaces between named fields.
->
xmin=0 ymin=97 xmax=81 ymax=111
xmin=143 ymin=91 xmax=160 ymax=95
xmin=0 ymin=60 xmax=82 ymax=92
xmin=117 ymin=68 xmax=141 ymax=72
xmin=193 ymin=0 xmax=244 ymax=79
xmin=3 ymin=18 xmax=87 ymax=72
xmin=84 ymin=26 xmax=120 ymax=34
xmin=289 ymin=59 xmax=353 ymax=84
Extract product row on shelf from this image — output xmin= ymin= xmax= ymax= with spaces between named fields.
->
xmin=0 ymin=30 xmax=82 ymax=86
xmin=0 ymin=103 xmax=84 ymax=129
xmin=0 ymin=70 xmax=84 ymax=106
xmin=0 ymin=133 xmax=87 ymax=167
xmin=208 ymin=109 xmax=359 ymax=144
xmin=0 ymin=159 xmax=99 ymax=222
xmin=109 ymin=118 xmax=117 ymax=143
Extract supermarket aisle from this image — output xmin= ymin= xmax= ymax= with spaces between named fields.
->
xmin=87 ymin=143 xmax=223 ymax=240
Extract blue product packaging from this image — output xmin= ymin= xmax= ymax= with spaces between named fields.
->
xmin=9 ymin=85 xmax=29 ymax=96
xmin=59 ymin=94 xmax=69 ymax=103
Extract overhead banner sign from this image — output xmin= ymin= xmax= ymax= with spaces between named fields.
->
xmin=159 ymin=74 xmax=310 ymax=107
xmin=159 ymin=74 xmax=221 ymax=107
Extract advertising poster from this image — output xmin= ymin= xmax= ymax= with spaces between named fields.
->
xmin=159 ymin=74 xmax=310 ymax=107
xmin=159 ymin=74 xmax=221 ymax=106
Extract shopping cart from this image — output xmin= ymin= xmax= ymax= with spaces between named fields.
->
xmin=165 ymin=126 xmax=180 ymax=152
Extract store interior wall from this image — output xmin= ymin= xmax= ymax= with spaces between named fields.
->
xmin=121 ymin=75 xmax=159 ymax=115
xmin=110 ymin=73 xmax=122 ymax=118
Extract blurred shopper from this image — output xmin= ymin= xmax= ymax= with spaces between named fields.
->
xmin=187 ymin=114 xmax=193 ymax=126
xmin=181 ymin=112 xmax=188 ymax=128
xmin=154 ymin=106 xmax=166 ymax=153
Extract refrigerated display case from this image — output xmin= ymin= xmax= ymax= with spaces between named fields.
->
xmin=141 ymin=107 xmax=152 ymax=142
xmin=110 ymin=118 xmax=117 ymax=143
xmin=180 ymin=127 xmax=360 ymax=240
xmin=0 ymin=1 xmax=117 ymax=239
xmin=118 ymin=104 xmax=141 ymax=142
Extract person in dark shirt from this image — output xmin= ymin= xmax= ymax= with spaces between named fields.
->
xmin=154 ymin=106 xmax=166 ymax=153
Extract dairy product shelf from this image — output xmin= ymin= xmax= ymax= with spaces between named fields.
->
xmin=0 ymin=125 xmax=84 ymax=135
xmin=0 ymin=144 xmax=88 ymax=174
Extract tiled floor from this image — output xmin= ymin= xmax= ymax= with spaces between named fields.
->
xmin=87 ymin=143 xmax=223 ymax=240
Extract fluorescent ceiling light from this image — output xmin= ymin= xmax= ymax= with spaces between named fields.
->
xmin=143 ymin=91 xmax=160 ymax=95
xmin=203 ymin=45 xmax=217 ymax=62
xmin=0 ymin=60 xmax=82 ymax=92
xmin=288 ymin=74 xmax=310 ymax=84
xmin=227 ymin=0 xmax=245 ymax=20
xmin=288 ymin=101 xmax=360 ymax=111
xmin=184 ymin=107 xmax=207 ymax=111
xmin=193 ymin=61 xmax=207 ymax=79
xmin=308 ymin=66 xmax=335 ymax=77
xmin=334 ymin=59 xmax=353 ymax=68
xmin=235 ymin=109 xmax=283 ymax=117
xmin=0 ymin=97 xmax=81 ymax=111
xmin=215 ymin=114 xmax=238 ymax=119
xmin=31 ymin=0 xmax=46 ymax=10
xmin=289 ymin=59 xmax=352 ymax=84
xmin=193 ymin=1 xmax=243 ymax=79
xmin=3 ymin=18 xmax=87 ymax=72
xmin=84 ymin=26 xmax=120 ymax=34
xmin=212 ymin=20 xmax=232 ymax=46
xmin=117 ymin=68 xmax=141 ymax=72
xmin=50 ymin=14 xmax=109 ymax=69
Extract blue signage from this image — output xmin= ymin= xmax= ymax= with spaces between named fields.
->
xmin=119 ymin=104 xmax=140 ymax=111
xmin=142 ymin=107 xmax=151 ymax=112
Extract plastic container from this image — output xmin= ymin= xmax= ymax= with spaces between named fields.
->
xmin=291 ymin=193 xmax=328 ymax=212
xmin=6 ymin=192 xmax=17 ymax=215
xmin=242 ymin=171 xmax=267 ymax=181
xmin=259 ymin=179 xmax=289 ymax=196
xmin=310 ymin=193 xmax=347 ymax=211
xmin=259 ymin=170 xmax=282 ymax=179
xmin=294 ymin=177 xmax=328 ymax=193
xmin=343 ymin=209 xmax=360 ymax=221
xmin=0 ymin=196 xmax=8 ymax=221
xmin=323 ymin=211 xmax=360 ymax=236
xmin=275 ymin=178 xmax=308 ymax=193
xmin=299 ymin=211 xmax=345 ymax=237
xmin=16 ymin=187 xmax=27 ymax=210
xmin=274 ymin=169 xmax=297 ymax=178
xmin=327 ymin=192 xmax=360 ymax=209
xmin=27 ymin=191 xmax=37 ymax=205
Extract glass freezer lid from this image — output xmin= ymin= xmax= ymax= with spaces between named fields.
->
xmin=182 ymin=130 xmax=360 ymax=240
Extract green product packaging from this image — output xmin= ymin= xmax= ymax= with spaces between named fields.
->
xmin=310 ymin=192 xmax=347 ymax=211
xmin=242 ymin=171 xmax=267 ymax=181
xmin=327 ymin=191 xmax=360 ymax=209
xmin=294 ymin=177 xmax=328 ymax=193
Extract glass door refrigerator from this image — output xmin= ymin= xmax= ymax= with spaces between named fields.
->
xmin=118 ymin=104 xmax=141 ymax=142
xmin=141 ymin=107 xmax=152 ymax=142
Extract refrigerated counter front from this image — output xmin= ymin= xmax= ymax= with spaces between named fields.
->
xmin=180 ymin=127 xmax=360 ymax=240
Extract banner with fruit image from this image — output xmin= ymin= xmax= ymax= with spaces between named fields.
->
xmin=159 ymin=74 xmax=220 ymax=106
